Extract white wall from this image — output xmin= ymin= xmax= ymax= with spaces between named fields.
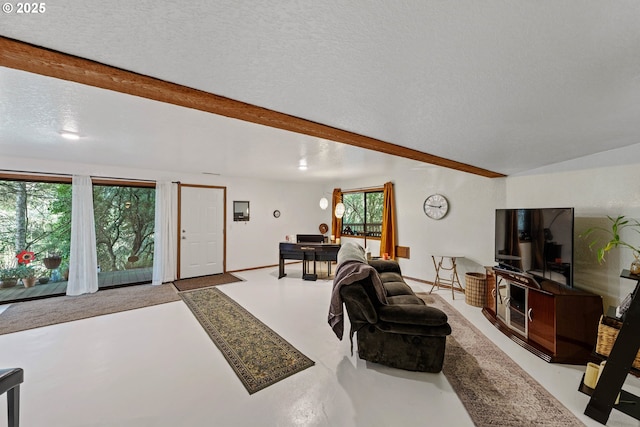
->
xmin=0 ymin=156 xmax=328 ymax=273
xmin=224 ymin=175 xmax=329 ymax=271
xmin=333 ymin=158 xmax=640 ymax=310
xmin=333 ymin=165 xmax=504 ymax=285
xmin=9 ymin=152 xmax=639 ymax=308
xmin=506 ymin=163 xmax=640 ymax=308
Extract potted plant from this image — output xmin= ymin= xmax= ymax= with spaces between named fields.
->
xmin=17 ymin=264 xmax=38 ymax=288
xmin=582 ymin=215 xmax=640 ymax=274
xmin=39 ymin=270 xmax=50 ymax=284
xmin=0 ymin=267 xmax=20 ymax=288
xmin=43 ymin=251 xmax=62 ymax=270
xmin=59 ymin=260 xmax=70 ymax=281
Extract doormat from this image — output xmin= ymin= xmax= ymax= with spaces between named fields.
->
xmin=416 ymin=292 xmax=584 ymax=427
xmin=180 ymin=287 xmax=314 ymax=394
xmin=0 ymin=284 xmax=180 ymax=335
xmin=173 ymin=273 xmax=243 ymax=292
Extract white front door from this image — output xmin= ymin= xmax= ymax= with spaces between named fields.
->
xmin=179 ymin=186 xmax=224 ymax=278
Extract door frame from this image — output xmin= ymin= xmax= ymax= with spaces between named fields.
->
xmin=177 ymin=183 xmax=227 ymax=279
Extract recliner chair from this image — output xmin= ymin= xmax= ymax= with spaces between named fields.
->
xmin=339 ymin=259 xmax=452 ymax=372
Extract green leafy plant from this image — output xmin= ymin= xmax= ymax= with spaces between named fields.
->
xmin=16 ymin=264 xmax=37 ymax=279
xmin=581 ymin=215 xmax=640 ymax=263
xmin=0 ymin=267 xmax=20 ymax=281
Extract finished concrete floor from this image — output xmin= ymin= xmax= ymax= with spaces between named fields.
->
xmin=0 ymin=264 xmax=639 ymax=426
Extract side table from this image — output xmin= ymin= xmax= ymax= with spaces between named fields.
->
xmin=430 ymin=255 xmax=465 ymax=299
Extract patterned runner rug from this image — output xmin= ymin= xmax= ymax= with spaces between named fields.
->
xmin=173 ymin=273 xmax=243 ymax=292
xmin=416 ymin=292 xmax=584 ymax=427
xmin=180 ymin=287 xmax=315 ymax=394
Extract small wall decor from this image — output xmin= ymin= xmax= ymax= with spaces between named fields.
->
xmin=423 ymin=194 xmax=449 ymax=220
xmin=273 ymin=210 xmax=281 ymax=218
xmin=233 ymin=201 xmax=250 ymax=221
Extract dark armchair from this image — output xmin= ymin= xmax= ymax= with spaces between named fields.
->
xmin=337 ymin=258 xmax=451 ymax=372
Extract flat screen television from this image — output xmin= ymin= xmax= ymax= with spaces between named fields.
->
xmin=495 ymin=207 xmax=574 ymax=288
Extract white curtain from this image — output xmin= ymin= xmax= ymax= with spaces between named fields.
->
xmin=152 ymin=181 xmax=177 ymax=285
xmin=67 ymin=175 xmax=99 ymax=296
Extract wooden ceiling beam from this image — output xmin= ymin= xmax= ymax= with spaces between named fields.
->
xmin=0 ymin=36 xmax=505 ymax=178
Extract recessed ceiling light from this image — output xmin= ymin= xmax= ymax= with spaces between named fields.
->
xmin=59 ymin=131 xmax=80 ymax=140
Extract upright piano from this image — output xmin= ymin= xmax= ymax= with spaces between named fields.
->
xmin=278 ymin=235 xmax=340 ymax=280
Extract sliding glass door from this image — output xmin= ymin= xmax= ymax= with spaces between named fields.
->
xmin=0 ymin=177 xmax=157 ymax=303
xmin=93 ymin=183 xmax=155 ymax=288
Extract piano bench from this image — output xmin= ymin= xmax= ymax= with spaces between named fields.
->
xmin=0 ymin=368 xmax=23 ymax=427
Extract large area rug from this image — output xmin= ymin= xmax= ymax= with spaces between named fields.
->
xmin=0 ymin=284 xmax=180 ymax=335
xmin=173 ymin=273 xmax=243 ymax=292
xmin=180 ymin=287 xmax=315 ymax=394
xmin=416 ymin=292 xmax=584 ymax=427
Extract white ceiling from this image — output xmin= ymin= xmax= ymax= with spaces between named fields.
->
xmin=0 ymin=67 xmax=424 ymax=181
xmin=1 ymin=1 xmax=640 ymax=181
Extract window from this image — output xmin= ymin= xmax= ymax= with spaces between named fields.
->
xmin=0 ymin=177 xmax=72 ymax=302
xmin=0 ymin=176 xmax=157 ymax=304
xmin=341 ymin=190 xmax=383 ymax=238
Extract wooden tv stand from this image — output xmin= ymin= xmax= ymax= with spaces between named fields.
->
xmin=482 ymin=266 xmax=603 ymax=364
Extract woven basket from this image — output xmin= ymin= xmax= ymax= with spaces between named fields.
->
xmin=43 ymin=256 xmax=62 ymax=269
xmin=595 ymin=315 xmax=640 ymax=370
xmin=464 ymin=273 xmax=487 ymax=307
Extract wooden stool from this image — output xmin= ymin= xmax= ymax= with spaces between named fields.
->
xmin=0 ymin=368 xmax=23 ymax=427
xmin=430 ymin=255 xmax=465 ymax=299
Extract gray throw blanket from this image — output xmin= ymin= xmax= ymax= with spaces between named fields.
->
xmin=336 ymin=240 xmax=367 ymax=266
xmin=328 ymin=259 xmax=388 ymax=341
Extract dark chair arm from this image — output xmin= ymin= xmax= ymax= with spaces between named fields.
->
xmin=377 ymin=304 xmax=448 ymax=326
xmin=375 ymin=321 xmax=452 ymax=337
xmin=340 ymin=284 xmax=378 ymax=324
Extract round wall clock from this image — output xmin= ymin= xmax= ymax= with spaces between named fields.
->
xmin=423 ymin=194 xmax=449 ymax=220
xmin=273 ymin=210 xmax=281 ymax=218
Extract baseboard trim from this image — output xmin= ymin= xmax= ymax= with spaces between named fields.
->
xmin=403 ymin=276 xmax=465 ymax=293
xmin=227 ymin=261 xmax=302 ymax=274
xmin=403 ymin=276 xmax=434 ymax=285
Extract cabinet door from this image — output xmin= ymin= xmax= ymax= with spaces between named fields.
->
xmin=527 ymin=290 xmax=555 ymax=353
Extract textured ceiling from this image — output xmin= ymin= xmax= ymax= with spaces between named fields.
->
xmin=1 ymin=1 xmax=640 ymax=180
xmin=0 ymin=67 xmax=423 ymax=181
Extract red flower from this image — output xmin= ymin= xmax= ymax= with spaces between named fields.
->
xmin=16 ymin=250 xmax=35 ymax=265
